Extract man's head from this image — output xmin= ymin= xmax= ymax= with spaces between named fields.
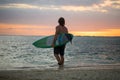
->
xmin=58 ymin=17 xmax=65 ymax=26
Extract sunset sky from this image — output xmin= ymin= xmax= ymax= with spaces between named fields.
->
xmin=0 ymin=0 xmax=120 ymax=36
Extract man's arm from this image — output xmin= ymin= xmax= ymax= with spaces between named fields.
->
xmin=52 ymin=26 xmax=59 ymax=47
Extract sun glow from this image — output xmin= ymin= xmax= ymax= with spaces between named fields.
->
xmin=71 ymin=29 xmax=120 ymax=37
xmin=0 ymin=23 xmax=120 ymax=36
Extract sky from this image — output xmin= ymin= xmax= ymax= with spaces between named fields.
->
xmin=0 ymin=0 xmax=120 ymax=36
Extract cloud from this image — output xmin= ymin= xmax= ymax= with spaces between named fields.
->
xmin=0 ymin=3 xmax=60 ymax=10
xmin=0 ymin=23 xmax=50 ymax=29
xmin=100 ymin=0 xmax=120 ymax=9
xmin=0 ymin=0 xmax=100 ymax=6
xmin=0 ymin=0 xmax=120 ymax=13
xmin=0 ymin=3 xmax=37 ymax=9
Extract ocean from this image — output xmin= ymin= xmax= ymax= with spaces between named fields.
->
xmin=0 ymin=36 xmax=120 ymax=70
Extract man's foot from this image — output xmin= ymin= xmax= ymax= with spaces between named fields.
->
xmin=58 ymin=63 xmax=63 ymax=65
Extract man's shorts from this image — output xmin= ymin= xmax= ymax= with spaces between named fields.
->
xmin=54 ymin=45 xmax=66 ymax=56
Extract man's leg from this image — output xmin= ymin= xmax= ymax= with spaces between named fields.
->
xmin=60 ymin=55 xmax=64 ymax=65
xmin=54 ymin=54 xmax=61 ymax=64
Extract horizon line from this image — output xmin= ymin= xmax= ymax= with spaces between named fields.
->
xmin=0 ymin=34 xmax=120 ymax=37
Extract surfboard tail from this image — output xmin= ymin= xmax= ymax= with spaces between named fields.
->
xmin=65 ymin=33 xmax=73 ymax=44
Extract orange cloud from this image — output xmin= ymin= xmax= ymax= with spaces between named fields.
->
xmin=0 ymin=23 xmax=53 ymax=36
xmin=0 ymin=23 xmax=49 ymax=29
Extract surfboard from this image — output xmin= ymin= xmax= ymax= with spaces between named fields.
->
xmin=33 ymin=33 xmax=73 ymax=48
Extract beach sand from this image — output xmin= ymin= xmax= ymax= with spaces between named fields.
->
xmin=0 ymin=66 xmax=120 ymax=80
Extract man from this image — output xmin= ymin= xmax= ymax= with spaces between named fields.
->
xmin=52 ymin=17 xmax=68 ymax=65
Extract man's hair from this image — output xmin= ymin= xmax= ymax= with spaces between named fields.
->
xmin=58 ymin=17 xmax=65 ymax=26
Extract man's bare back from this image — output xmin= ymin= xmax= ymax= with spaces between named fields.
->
xmin=55 ymin=25 xmax=68 ymax=35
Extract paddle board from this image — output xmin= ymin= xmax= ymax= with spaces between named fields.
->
xmin=33 ymin=33 xmax=73 ymax=48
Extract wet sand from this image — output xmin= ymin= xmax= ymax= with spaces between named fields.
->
xmin=0 ymin=66 xmax=120 ymax=80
